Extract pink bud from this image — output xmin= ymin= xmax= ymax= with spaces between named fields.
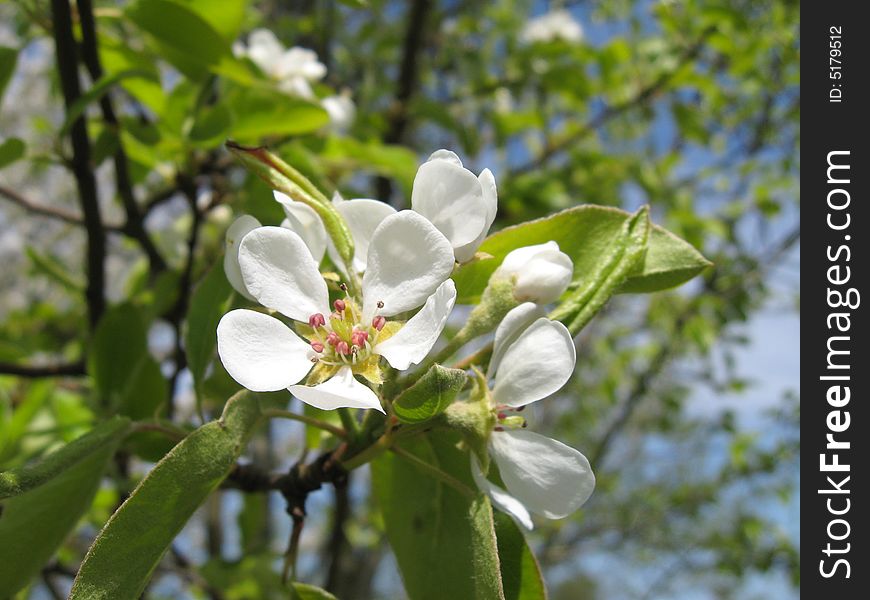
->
xmin=497 ymin=412 xmax=507 ymax=420
xmin=333 ymin=299 xmax=346 ymax=312
xmin=352 ymin=330 xmax=369 ymax=346
xmin=308 ymin=313 xmax=325 ymax=328
xmin=326 ymin=332 xmax=340 ymax=346
xmin=372 ymin=315 xmax=386 ymax=331
xmin=336 ymin=341 xmax=350 ymax=355
xmin=311 ymin=341 xmax=324 ymax=353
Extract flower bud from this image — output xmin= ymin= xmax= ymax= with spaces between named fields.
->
xmin=333 ymin=299 xmax=346 ymax=312
xmin=494 ymin=241 xmax=573 ymax=304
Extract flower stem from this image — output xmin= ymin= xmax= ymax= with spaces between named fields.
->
xmin=262 ymin=409 xmax=347 ymax=439
xmin=341 ymin=431 xmax=392 ymax=470
xmin=337 ymin=408 xmax=360 ymax=439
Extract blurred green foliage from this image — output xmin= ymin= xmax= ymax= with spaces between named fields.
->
xmin=0 ymin=0 xmax=798 ymax=598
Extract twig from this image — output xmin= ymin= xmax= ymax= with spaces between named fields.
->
xmin=0 ymin=360 xmax=86 ymax=378
xmin=261 ymin=408 xmax=348 ymax=438
xmin=0 ymin=185 xmax=124 ymax=231
xmin=375 ymin=0 xmax=432 ymax=200
xmin=75 ymin=0 xmax=167 ymax=273
xmin=51 ymin=0 xmax=106 ymax=328
xmin=510 ymin=28 xmax=714 ymax=176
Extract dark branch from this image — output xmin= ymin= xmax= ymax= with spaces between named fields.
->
xmin=75 ymin=0 xmax=167 ymax=274
xmin=374 ymin=0 xmax=432 ymax=200
xmin=51 ymin=0 xmax=106 ymax=328
xmin=0 ymin=184 xmax=123 ymax=231
xmin=0 ymin=360 xmax=86 ymax=378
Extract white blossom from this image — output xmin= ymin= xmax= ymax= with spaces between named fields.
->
xmin=471 ymin=308 xmax=595 ymax=529
xmin=520 ymin=9 xmax=584 ymax=45
xmin=233 ymin=29 xmax=325 ymax=100
xmin=493 ymin=241 xmax=573 ymax=304
xmin=217 ymin=211 xmax=457 ymax=412
xmin=322 ymin=92 xmax=357 ymax=134
xmin=411 ymin=150 xmax=498 ymax=263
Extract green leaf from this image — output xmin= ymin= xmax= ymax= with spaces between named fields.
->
xmin=126 ymin=0 xmax=253 ymax=84
xmin=172 ymin=0 xmax=248 ymax=41
xmin=189 ymin=103 xmax=234 ymax=144
xmin=0 ymin=46 xmax=18 ymax=103
xmin=0 ymin=422 xmax=124 ymax=595
xmin=70 ymin=390 xmax=284 ymax=599
xmin=88 ymin=303 xmax=167 ymax=419
xmin=202 ymin=555 xmax=338 ymax=599
xmin=0 ymin=381 xmax=53 ymax=465
xmin=26 ymin=246 xmax=85 ymax=293
xmin=393 ymin=364 xmax=468 ymax=424
xmin=0 ymin=137 xmax=25 ymax=170
xmin=1 ymin=416 xmax=130 ymax=500
xmin=494 ymin=512 xmax=547 ymax=600
xmin=453 ymin=205 xmax=710 ymax=304
xmin=550 ymin=207 xmax=650 ymax=334
xmin=372 ymin=431 xmax=505 ymax=600
xmin=227 ymin=88 xmax=330 ymax=140
xmin=184 ymin=260 xmax=234 ymax=405
xmin=60 ymin=69 xmax=156 ymax=137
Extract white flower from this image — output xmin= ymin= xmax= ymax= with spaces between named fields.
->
xmin=234 ymin=29 xmax=326 ymax=100
xmin=411 ymin=150 xmax=498 ymax=263
xmin=224 ymin=215 xmax=262 ymax=300
xmin=471 ymin=306 xmax=594 ymax=529
xmin=273 ymin=191 xmax=328 ymax=263
xmin=520 ymin=9 xmax=584 ymax=45
xmin=216 ymin=211 xmax=457 ymax=412
xmin=493 ymin=241 xmax=573 ymax=304
xmin=322 ymin=92 xmax=356 ymax=133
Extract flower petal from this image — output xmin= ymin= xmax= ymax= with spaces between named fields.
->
xmin=489 ymin=429 xmax=595 ymax=519
xmin=239 ymin=226 xmax=330 ymax=322
xmin=375 ymin=279 xmax=457 ymax=370
xmin=487 ymin=302 xmax=546 ymax=379
xmin=471 ymin=455 xmax=534 ymax=530
xmin=327 ymin=196 xmax=397 ymax=274
xmin=411 ymin=154 xmax=488 ymax=249
xmin=361 ymin=211 xmax=455 ymax=320
xmin=274 ymin=191 xmax=327 ymax=263
xmin=492 ymin=318 xmax=575 ymax=407
xmin=514 ymin=249 xmax=573 ymax=304
xmin=217 ymin=309 xmax=313 ymax=392
xmin=223 ymin=215 xmax=261 ymax=300
xmin=289 ymin=366 xmax=384 ymax=412
xmin=454 ymin=168 xmax=498 ymax=263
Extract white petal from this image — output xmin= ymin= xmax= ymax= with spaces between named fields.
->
xmin=513 ymin=249 xmax=573 ymax=304
xmin=454 ymin=168 xmax=498 ymax=263
xmin=224 ymin=215 xmax=261 ymax=301
xmin=239 ymin=227 xmax=329 ymax=322
xmin=489 ymin=429 xmax=595 ymax=519
xmin=492 ymin=318 xmax=575 ymax=407
xmin=427 ymin=149 xmax=463 ymax=167
xmin=487 ymin=303 xmax=546 ymax=379
xmin=361 ymin=211 xmax=455 ymax=320
xmin=274 ymin=191 xmax=327 ymax=263
xmin=471 ymin=455 xmax=534 ymax=530
xmin=375 ymin=280 xmax=457 ymax=370
xmin=326 ymin=197 xmax=397 ymax=274
xmin=498 ymin=241 xmax=560 ymax=273
xmin=217 ymin=309 xmax=313 ymax=392
xmin=289 ymin=366 xmax=384 ymax=412
xmin=411 ymin=156 xmax=488 ymax=249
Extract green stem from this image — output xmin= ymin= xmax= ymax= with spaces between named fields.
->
xmin=337 ymin=408 xmax=360 ymax=438
xmin=341 ymin=432 xmax=392 ymax=470
xmin=390 ymin=445 xmax=476 ymax=499
xmin=261 ymin=409 xmax=347 ymax=439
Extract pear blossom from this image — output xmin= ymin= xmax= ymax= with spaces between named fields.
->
xmin=493 ymin=241 xmax=573 ymax=304
xmin=224 ymin=215 xmax=262 ymax=300
xmin=411 ymin=150 xmax=498 ymax=263
xmin=520 ymin=9 xmax=584 ymax=45
xmin=322 ymin=91 xmax=357 ymax=134
xmin=216 ymin=211 xmax=457 ymax=412
xmin=233 ymin=29 xmax=326 ymax=100
xmin=471 ymin=306 xmax=595 ymax=530
xmin=273 ymin=191 xmax=328 ymax=263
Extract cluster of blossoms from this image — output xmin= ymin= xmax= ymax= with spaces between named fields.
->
xmin=233 ymin=29 xmax=355 ymax=132
xmin=520 ymin=9 xmax=585 ymax=44
xmin=218 ymin=149 xmax=594 ymax=529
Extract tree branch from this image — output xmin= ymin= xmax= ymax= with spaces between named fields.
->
xmin=511 ymin=28 xmax=714 ymax=176
xmin=0 ymin=360 xmax=86 ymax=378
xmin=51 ymin=0 xmax=106 ymax=328
xmin=75 ymin=0 xmax=167 ymax=274
xmin=374 ymin=0 xmax=432 ymax=200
